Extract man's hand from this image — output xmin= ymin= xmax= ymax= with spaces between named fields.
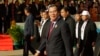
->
xmin=77 ymin=43 xmax=79 ymax=48
xmin=30 ymin=36 xmax=34 ymax=40
xmin=92 ymin=42 xmax=95 ymax=47
xmin=44 ymin=50 xmax=47 ymax=55
xmin=17 ymin=11 xmax=21 ymax=14
xmin=2 ymin=17 xmax=4 ymax=20
xmin=34 ymin=50 xmax=40 ymax=56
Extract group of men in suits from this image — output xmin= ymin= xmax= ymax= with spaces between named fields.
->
xmin=33 ymin=6 xmax=97 ymax=56
xmin=34 ymin=4 xmax=73 ymax=56
xmin=23 ymin=3 xmax=98 ymax=56
xmin=0 ymin=0 xmax=46 ymax=34
xmin=74 ymin=11 xmax=97 ymax=56
xmin=0 ymin=0 xmax=11 ymax=33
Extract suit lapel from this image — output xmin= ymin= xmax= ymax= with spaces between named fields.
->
xmin=84 ymin=20 xmax=89 ymax=43
xmin=46 ymin=21 xmax=51 ymax=39
xmin=47 ymin=18 xmax=60 ymax=40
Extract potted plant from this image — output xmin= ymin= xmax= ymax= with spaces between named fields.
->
xmin=7 ymin=20 xmax=23 ymax=49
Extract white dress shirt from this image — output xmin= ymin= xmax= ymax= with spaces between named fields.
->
xmin=75 ymin=22 xmax=79 ymax=39
xmin=81 ymin=20 xmax=88 ymax=40
xmin=39 ymin=19 xmax=48 ymax=36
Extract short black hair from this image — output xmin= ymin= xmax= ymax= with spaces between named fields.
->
xmin=24 ymin=7 xmax=31 ymax=13
xmin=40 ymin=8 xmax=47 ymax=13
xmin=61 ymin=7 xmax=70 ymax=12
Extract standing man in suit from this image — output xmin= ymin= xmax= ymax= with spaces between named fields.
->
xmin=60 ymin=7 xmax=75 ymax=47
xmin=2 ymin=0 xmax=11 ymax=33
xmin=35 ymin=4 xmax=73 ymax=56
xmin=74 ymin=13 xmax=83 ymax=56
xmin=14 ymin=0 xmax=22 ymax=22
xmin=77 ymin=10 xmax=97 ymax=56
xmin=32 ymin=0 xmax=41 ymax=21
xmin=39 ymin=9 xmax=49 ymax=37
xmin=23 ymin=7 xmax=36 ymax=56
xmin=38 ymin=9 xmax=49 ymax=56
xmin=20 ymin=0 xmax=32 ymax=22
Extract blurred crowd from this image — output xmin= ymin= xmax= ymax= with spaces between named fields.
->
xmin=0 ymin=0 xmax=100 ymax=33
xmin=0 ymin=0 xmax=100 ymax=56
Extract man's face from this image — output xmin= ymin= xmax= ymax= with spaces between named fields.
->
xmin=82 ymin=15 xmax=88 ymax=21
xmin=61 ymin=9 xmax=68 ymax=18
xmin=75 ymin=14 xmax=81 ymax=21
xmin=40 ymin=12 xmax=48 ymax=20
xmin=48 ymin=7 xmax=59 ymax=21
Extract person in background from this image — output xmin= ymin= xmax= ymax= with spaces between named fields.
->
xmin=62 ymin=0 xmax=68 ymax=8
xmin=78 ymin=2 xmax=85 ymax=13
xmin=32 ymin=0 xmax=41 ymax=21
xmin=20 ymin=0 xmax=32 ymax=22
xmin=74 ymin=13 xmax=83 ymax=56
xmin=23 ymin=7 xmax=35 ymax=56
xmin=55 ymin=0 xmax=62 ymax=11
xmin=60 ymin=7 xmax=75 ymax=48
xmin=68 ymin=1 xmax=76 ymax=15
xmin=2 ymin=0 xmax=11 ymax=33
xmin=44 ymin=0 xmax=49 ymax=9
xmin=39 ymin=9 xmax=49 ymax=37
xmin=35 ymin=4 xmax=73 ymax=56
xmin=79 ymin=10 xmax=97 ymax=56
xmin=14 ymin=0 xmax=23 ymax=22
xmin=89 ymin=2 xmax=98 ymax=21
xmin=37 ymin=8 xmax=49 ymax=56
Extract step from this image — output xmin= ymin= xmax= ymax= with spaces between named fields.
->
xmin=0 ymin=34 xmax=13 ymax=51
xmin=0 ymin=42 xmax=13 ymax=46
xmin=0 ymin=45 xmax=13 ymax=51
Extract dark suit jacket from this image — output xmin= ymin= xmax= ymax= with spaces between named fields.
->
xmin=31 ymin=3 xmax=41 ymax=20
xmin=14 ymin=5 xmax=23 ymax=22
xmin=20 ymin=3 xmax=32 ymax=22
xmin=75 ymin=20 xmax=83 ymax=44
xmin=1 ymin=4 xmax=11 ymax=32
xmin=83 ymin=20 xmax=97 ymax=46
xmin=24 ymin=14 xmax=34 ymax=38
xmin=64 ymin=15 xmax=75 ymax=45
xmin=38 ymin=19 xmax=49 ymax=52
xmin=38 ymin=18 xmax=73 ymax=56
xmin=80 ymin=20 xmax=97 ymax=56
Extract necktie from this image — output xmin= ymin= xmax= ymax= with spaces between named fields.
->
xmin=48 ymin=22 xmax=54 ymax=39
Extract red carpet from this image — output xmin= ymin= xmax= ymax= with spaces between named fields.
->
xmin=0 ymin=34 xmax=13 ymax=51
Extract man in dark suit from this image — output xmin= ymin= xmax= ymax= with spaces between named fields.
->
xmin=31 ymin=0 xmax=41 ymax=21
xmin=23 ymin=7 xmax=36 ymax=56
xmin=2 ymin=0 xmax=11 ymax=33
xmin=76 ymin=10 xmax=97 ymax=56
xmin=60 ymin=7 xmax=75 ymax=47
xmin=20 ymin=0 xmax=32 ymax=22
xmin=38 ymin=9 xmax=49 ymax=56
xmin=35 ymin=4 xmax=73 ymax=56
xmin=14 ymin=0 xmax=23 ymax=22
xmin=74 ymin=13 xmax=83 ymax=56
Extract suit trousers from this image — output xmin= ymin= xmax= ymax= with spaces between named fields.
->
xmin=23 ymin=35 xmax=35 ymax=56
xmin=74 ymin=40 xmax=93 ymax=56
xmin=74 ymin=40 xmax=84 ymax=56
